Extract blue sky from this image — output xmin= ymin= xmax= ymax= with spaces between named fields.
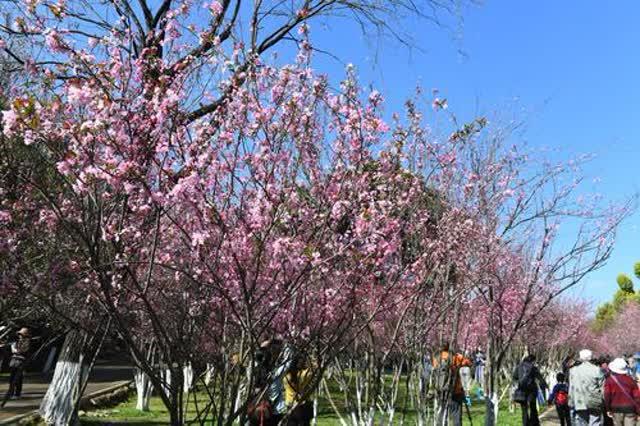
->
xmin=298 ymin=1 xmax=640 ymax=309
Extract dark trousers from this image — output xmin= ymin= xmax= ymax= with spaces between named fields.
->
xmin=603 ymin=408 xmax=614 ymax=426
xmin=285 ymin=402 xmax=313 ymax=426
xmin=449 ymin=397 xmax=463 ymax=426
xmin=8 ymin=365 xmax=24 ymax=397
xmin=520 ymin=395 xmax=540 ymax=426
xmin=556 ymin=405 xmax=571 ymax=426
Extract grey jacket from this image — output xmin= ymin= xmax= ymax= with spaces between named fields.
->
xmin=568 ymin=362 xmax=604 ymax=410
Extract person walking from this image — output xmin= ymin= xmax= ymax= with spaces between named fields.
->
xmin=513 ymin=354 xmax=548 ymax=426
xmin=548 ymin=372 xmax=572 ymax=426
xmin=570 ymin=349 xmax=605 ymax=426
xmin=474 ymin=348 xmax=486 ymax=388
xmin=433 ymin=343 xmax=473 ymax=426
xmin=1 ymin=327 xmax=31 ymax=407
xmin=249 ymin=339 xmax=292 ymax=426
xmin=604 ymin=358 xmax=640 ymax=426
xmin=598 ymin=356 xmax=615 ymax=426
xmin=626 ymin=355 xmax=637 ymax=380
xmin=283 ymin=354 xmax=314 ymax=426
xmin=421 ymin=352 xmax=434 ymax=397
xmin=459 ymin=352 xmax=473 ymax=397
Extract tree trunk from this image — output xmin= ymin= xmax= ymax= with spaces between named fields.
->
xmin=135 ymin=368 xmax=153 ymax=411
xmin=204 ymin=363 xmax=214 ymax=386
xmin=42 ymin=346 xmax=58 ymax=374
xmin=168 ymin=366 xmax=185 ymax=425
xmin=183 ymin=362 xmax=193 ymax=392
xmin=161 ymin=367 xmax=172 ymax=398
xmin=484 ymin=396 xmax=497 ymax=426
xmin=484 ymin=288 xmax=497 ymax=426
xmin=39 ymin=330 xmax=91 ymax=426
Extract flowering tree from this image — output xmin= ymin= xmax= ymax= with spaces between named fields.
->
xmin=391 ymin=108 xmax=632 ymax=425
xmin=0 ymin=1 xmax=632 ymax=426
xmin=455 ymin=138 xmax=628 ymax=426
xmin=0 ymin=0 xmax=474 ymax=422
xmin=594 ymin=302 xmax=640 ymax=356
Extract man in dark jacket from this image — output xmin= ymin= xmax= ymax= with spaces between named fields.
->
xmin=513 ymin=354 xmax=547 ymax=426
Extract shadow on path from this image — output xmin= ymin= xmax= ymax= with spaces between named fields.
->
xmin=0 ymin=363 xmax=132 ymax=423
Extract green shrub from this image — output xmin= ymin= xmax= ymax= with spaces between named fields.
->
xmin=617 ymin=274 xmax=634 ymax=293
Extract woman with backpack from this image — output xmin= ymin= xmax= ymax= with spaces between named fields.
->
xmin=548 ymin=372 xmax=571 ymax=426
xmin=512 ymin=354 xmax=548 ymax=426
xmin=604 ymin=358 xmax=640 ymax=426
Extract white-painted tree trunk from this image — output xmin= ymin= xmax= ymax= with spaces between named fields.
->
xmin=312 ymin=396 xmax=318 ymax=426
xmin=40 ymin=358 xmax=88 ymax=426
xmin=233 ymin=381 xmax=245 ymax=421
xmin=483 ymin=392 xmax=499 ymax=426
xmin=39 ymin=330 xmax=91 ymax=426
xmin=204 ymin=363 xmax=214 ymax=386
xmin=492 ymin=392 xmax=499 ymax=424
xmin=161 ymin=367 xmax=172 ymax=398
xmin=183 ymin=362 xmax=193 ymax=392
xmin=135 ymin=368 xmax=153 ymax=411
xmin=387 ymin=407 xmax=396 ymax=425
xmin=364 ymin=406 xmax=375 ymax=426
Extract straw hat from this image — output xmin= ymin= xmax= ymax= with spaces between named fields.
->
xmin=17 ymin=327 xmax=31 ymax=337
xmin=609 ymin=358 xmax=628 ymax=375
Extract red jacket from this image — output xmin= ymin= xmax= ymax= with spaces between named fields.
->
xmin=604 ymin=373 xmax=640 ymax=414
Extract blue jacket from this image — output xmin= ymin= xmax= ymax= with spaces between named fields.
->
xmin=548 ymin=383 xmax=569 ymax=405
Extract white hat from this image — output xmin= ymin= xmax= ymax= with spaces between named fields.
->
xmin=609 ymin=358 xmax=628 ymax=375
xmin=579 ymin=349 xmax=593 ymax=362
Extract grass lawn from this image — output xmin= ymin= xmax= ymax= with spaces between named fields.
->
xmin=79 ymin=389 xmax=526 ymax=425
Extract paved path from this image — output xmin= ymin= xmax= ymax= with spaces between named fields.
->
xmin=541 ymin=407 xmax=561 ymax=426
xmin=0 ymin=364 xmax=131 ymax=424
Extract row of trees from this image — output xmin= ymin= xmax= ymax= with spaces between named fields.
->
xmin=590 ymin=262 xmax=640 ymax=355
xmin=0 ymin=1 xmax=631 ymax=425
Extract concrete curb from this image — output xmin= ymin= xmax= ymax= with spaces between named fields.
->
xmin=0 ymin=411 xmax=39 ymax=426
xmin=0 ymin=380 xmax=132 ymax=425
xmin=80 ymin=380 xmax=133 ymax=409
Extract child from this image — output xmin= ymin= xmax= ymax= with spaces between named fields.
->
xmin=547 ymin=372 xmax=571 ymax=426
